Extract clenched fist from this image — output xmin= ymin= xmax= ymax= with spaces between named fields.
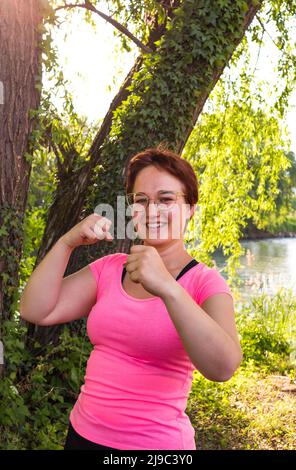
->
xmin=60 ymin=213 xmax=113 ymax=249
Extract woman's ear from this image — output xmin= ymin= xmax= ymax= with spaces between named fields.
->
xmin=189 ymin=204 xmax=197 ymax=220
xmin=183 ymin=205 xmax=195 ymax=234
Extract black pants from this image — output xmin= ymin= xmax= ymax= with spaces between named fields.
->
xmin=64 ymin=421 xmax=119 ymax=450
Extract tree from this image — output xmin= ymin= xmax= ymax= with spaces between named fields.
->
xmin=0 ymin=0 xmax=44 ymax=329
xmin=0 ymin=0 xmax=178 ymax=349
xmin=24 ymin=0 xmax=262 ymax=349
xmin=183 ymin=87 xmax=291 ymax=280
xmin=2 ymin=1 xmax=295 ymax=351
xmin=243 ymin=150 xmax=296 ymax=236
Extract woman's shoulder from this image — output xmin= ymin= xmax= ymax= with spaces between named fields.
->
xmin=190 ymin=261 xmax=233 ymax=305
xmin=193 ymin=260 xmax=224 ymax=278
xmin=90 ymin=252 xmax=127 ymax=269
xmin=192 ymin=261 xmax=230 ymax=285
xmin=88 ymin=252 xmax=127 ymax=284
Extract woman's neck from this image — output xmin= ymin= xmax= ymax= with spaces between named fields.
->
xmin=143 ymin=239 xmax=192 ymax=271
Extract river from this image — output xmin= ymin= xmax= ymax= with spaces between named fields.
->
xmin=212 ymin=238 xmax=296 ymax=301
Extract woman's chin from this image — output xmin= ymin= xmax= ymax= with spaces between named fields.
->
xmin=141 ymin=232 xmax=180 ymax=245
xmin=143 ymin=238 xmax=169 ymax=245
xmin=137 ymin=225 xmax=183 ymax=244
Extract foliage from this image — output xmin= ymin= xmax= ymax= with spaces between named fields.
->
xmin=18 ymin=87 xmax=98 ymax=295
xmin=273 ymin=151 xmax=296 ymax=211
xmin=187 ymin=365 xmax=296 ymax=449
xmin=84 ymin=0 xmax=259 ymax=262
xmin=23 ymin=0 xmax=296 ymax=273
xmin=265 ymin=212 xmax=296 ymax=233
xmin=257 ymin=0 xmax=296 ymax=116
xmin=261 ymin=151 xmax=296 ymax=232
xmin=236 ymin=288 xmax=296 ymax=371
xmin=0 ymin=319 xmax=92 ymax=450
xmin=181 ymin=0 xmax=296 ymax=277
xmin=0 ymin=205 xmax=24 ymax=323
xmin=183 ymin=83 xmax=291 ymax=281
xmin=50 ymin=0 xmax=173 ymax=51
xmin=243 ymin=151 xmax=296 ymax=235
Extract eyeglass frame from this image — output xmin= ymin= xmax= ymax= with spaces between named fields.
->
xmin=125 ymin=191 xmax=187 ymax=211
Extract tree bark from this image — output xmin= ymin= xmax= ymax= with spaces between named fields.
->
xmin=25 ymin=0 xmax=263 ymax=349
xmin=0 ymin=0 xmax=43 ymax=333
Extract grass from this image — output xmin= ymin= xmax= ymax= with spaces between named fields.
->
xmin=187 ymin=366 xmax=296 ymax=450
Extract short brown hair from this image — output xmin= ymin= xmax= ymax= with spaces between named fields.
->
xmin=125 ymin=147 xmax=198 ymax=206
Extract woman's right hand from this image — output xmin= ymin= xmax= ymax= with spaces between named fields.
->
xmin=60 ymin=214 xmax=113 ymax=249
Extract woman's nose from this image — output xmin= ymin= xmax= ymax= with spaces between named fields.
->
xmin=147 ymin=201 xmax=159 ymax=215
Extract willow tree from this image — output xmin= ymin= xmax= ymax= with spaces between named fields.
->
xmin=184 ymin=84 xmax=292 ymax=283
xmin=25 ymin=0 xmax=263 ymax=348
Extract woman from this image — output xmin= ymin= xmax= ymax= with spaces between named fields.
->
xmin=20 ymin=147 xmax=243 ymax=450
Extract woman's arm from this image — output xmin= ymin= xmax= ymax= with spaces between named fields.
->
xmin=161 ymin=285 xmax=243 ymax=382
xmin=124 ymin=244 xmax=242 ymax=381
xmin=20 ymin=237 xmax=75 ymax=324
xmin=20 ymin=214 xmax=113 ymax=325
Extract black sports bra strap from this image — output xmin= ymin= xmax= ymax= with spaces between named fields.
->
xmin=175 ymin=259 xmax=199 ymax=280
xmin=122 ymin=267 xmax=127 ymax=284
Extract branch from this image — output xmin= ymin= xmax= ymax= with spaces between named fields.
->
xmin=255 ymin=14 xmax=281 ymax=50
xmin=54 ymin=1 xmax=153 ymax=54
xmin=252 ymin=26 xmax=264 ymax=75
xmin=255 ymin=13 xmax=293 ymax=59
xmin=50 ymin=140 xmax=67 ymax=179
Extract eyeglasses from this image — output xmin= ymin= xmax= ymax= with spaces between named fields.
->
xmin=126 ymin=191 xmax=186 ymax=211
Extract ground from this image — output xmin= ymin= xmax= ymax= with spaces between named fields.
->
xmin=187 ymin=367 xmax=296 ymax=450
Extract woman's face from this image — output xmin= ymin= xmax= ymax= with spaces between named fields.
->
xmin=130 ymin=166 xmax=193 ymax=246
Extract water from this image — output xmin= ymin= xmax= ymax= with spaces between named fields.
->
xmin=212 ymin=238 xmax=296 ymax=301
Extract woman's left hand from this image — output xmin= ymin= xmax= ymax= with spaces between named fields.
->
xmin=124 ymin=245 xmax=176 ymax=298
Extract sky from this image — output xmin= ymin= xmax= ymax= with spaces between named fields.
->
xmin=49 ymin=7 xmax=296 ymax=153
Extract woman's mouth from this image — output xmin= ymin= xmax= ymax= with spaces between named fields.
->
xmin=146 ymin=222 xmax=167 ymax=229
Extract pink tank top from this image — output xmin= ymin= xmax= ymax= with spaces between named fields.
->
xmin=69 ymin=252 xmax=233 ymax=450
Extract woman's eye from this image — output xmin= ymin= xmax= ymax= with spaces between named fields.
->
xmin=160 ymin=198 xmax=174 ymax=203
xmin=135 ymin=198 xmax=147 ymax=204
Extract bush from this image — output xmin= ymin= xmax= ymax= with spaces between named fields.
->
xmin=237 ymin=289 xmax=296 ymax=373
xmin=0 ymin=319 xmax=92 ymax=450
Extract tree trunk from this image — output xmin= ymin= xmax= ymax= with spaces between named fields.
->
xmin=25 ymin=0 xmax=262 ymax=349
xmin=0 ymin=1 xmax=42 ymax=336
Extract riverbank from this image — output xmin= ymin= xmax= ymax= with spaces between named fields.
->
xmin=240 ymin=227 xmax=296 ymax=240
